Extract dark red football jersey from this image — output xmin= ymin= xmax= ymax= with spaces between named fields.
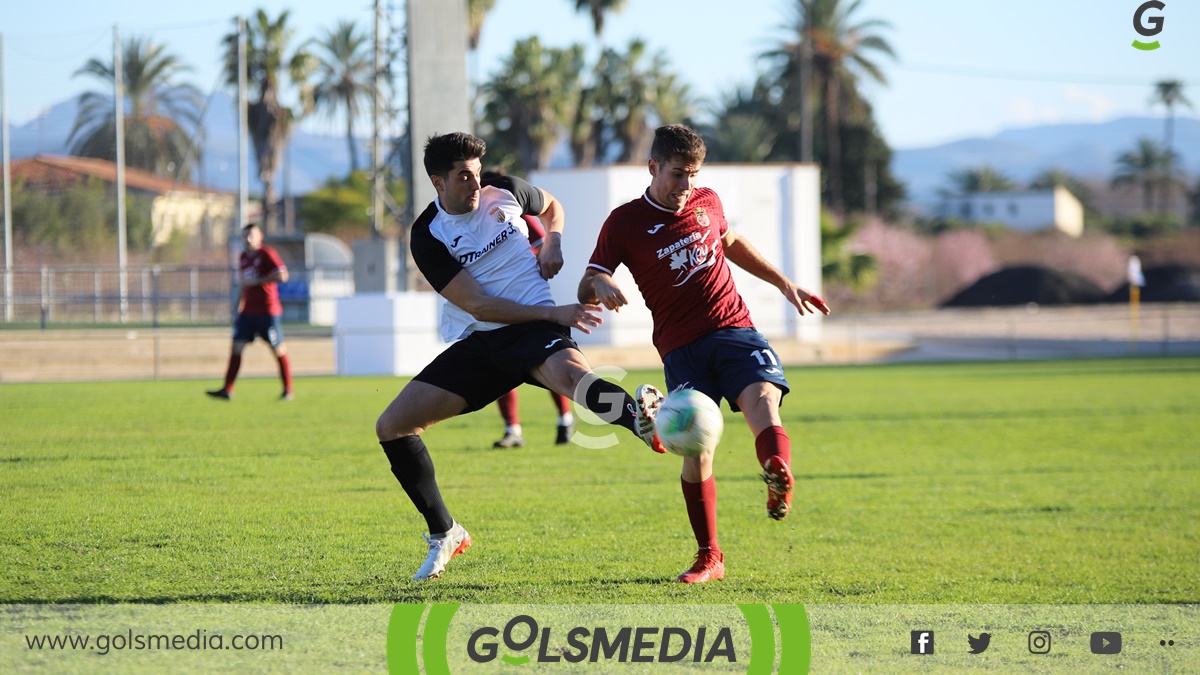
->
xmin=588 ymin=187 xmax=753 ymax=357
xmin=239 ymin=245 xmax=286 ymax=316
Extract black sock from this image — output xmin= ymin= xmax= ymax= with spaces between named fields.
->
xmin=381 ymin=435 xmax=453 ymax=535
xmin=579 ymin=374 xmax=639 ymax=435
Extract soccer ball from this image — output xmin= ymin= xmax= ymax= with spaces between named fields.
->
xmin=655 ymin=389 xmax=724 ymax=458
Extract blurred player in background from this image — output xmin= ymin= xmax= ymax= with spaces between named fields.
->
xmin=482 ymin=168 xmax=575 ymax=449
xmin=206 ymin=223 xmax=293 ymax=401
xmin=578 ymin=124 xmax=830 ymax=583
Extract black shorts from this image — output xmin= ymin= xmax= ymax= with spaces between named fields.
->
xmin=662 ymin=327 xmax=790 ymax=413
xmin=233 ymin=314 xmax=284 ymax=348
xmin=412 ymin=321 xmax=578 ymax=414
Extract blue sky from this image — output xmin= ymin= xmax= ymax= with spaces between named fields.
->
xmin=2 ymin=0 xmax=1196 ymax=149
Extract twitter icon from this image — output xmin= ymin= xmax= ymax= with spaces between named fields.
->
xmin=968 ymin=633 xmax=992 ymax=654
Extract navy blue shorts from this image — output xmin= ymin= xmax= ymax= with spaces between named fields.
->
xmin=412 ymin=321 xmax=578 ymax=414
xmin=662 ymin=327 xmax=789 ymax=413
xmin=233 ymin=314 xmax=285 ymax=349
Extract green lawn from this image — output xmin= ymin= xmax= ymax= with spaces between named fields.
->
xmin=1 ymin=358 xmax=1197 ymax=606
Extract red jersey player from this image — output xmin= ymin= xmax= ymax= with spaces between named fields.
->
xmin=578 ymin=124 xmax=830 ymax=583
xmin=206 ymin=223 xmax=293 ymax=401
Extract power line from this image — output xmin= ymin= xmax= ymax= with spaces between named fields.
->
xmin=895 ymin=62 xmax=1180 ymax=87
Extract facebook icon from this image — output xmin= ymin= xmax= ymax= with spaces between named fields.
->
xmin=911 ymin=631 xmax=935 ymax=654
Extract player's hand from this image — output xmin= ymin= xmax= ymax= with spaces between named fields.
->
xmin=784 ymin=284 xmax=831 ymax=316
xmin=553 ymin=303 xmax=604 ymax=334
xmin=538 ymin=234 xmax=564 ymax=280
xmin=591 ymin=275 xmax=629 ymax=312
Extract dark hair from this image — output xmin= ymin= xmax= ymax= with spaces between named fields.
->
xmin=480 ymin=166 xmax=507 ymax=181
xmin=242 ymin=223 xmax=261 ymax=233
xmin=650 ymin=124 xmax=706 ymax=165
xmin=423 ymin=132 xmax=487 ymax=178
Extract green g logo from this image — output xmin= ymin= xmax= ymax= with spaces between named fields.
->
xmin=1132 ymin=1 xmax=1165 ymax=50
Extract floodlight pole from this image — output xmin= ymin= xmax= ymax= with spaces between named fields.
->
xmin=114 ymin=25 xmax=129 ymax=323
xmin=1 ymin=34 xmax=13 ymax=322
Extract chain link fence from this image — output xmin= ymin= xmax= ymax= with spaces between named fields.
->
xmin=0 ymin=263 xmax=352 ymax=326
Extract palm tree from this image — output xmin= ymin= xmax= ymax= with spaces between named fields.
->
xmin=222 ymin=9 xmax=314 ymax=232
xmin=1151 ymin=80 xmax=1192 ymax=158
xmin=1150 ymin=80 xmax=1192 ymax=214
xmin=467 ymin=0 xmax=496 ymax=50
xmin=68 ymin=36 xmax=202 ymax=179
xmin=703 ymin=82 xmax=778 ymax=162
xmin=764 ymin=0 xmax=895 ymax=212
xmin=479 ymin=37 xmax=585 ymax=173
xmin=310 ymin=20 xmax=372 ymax=174
xmin=572 ymin=0 xmax=628 ymax=37
xmin=1111 ymin=137 xmax=1178 ymax=213
xmin=944 ymin=167 xmax=1016 ymax=195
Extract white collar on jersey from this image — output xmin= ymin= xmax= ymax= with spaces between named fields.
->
xmin=642 ymin=190 xmax=685 ymax=215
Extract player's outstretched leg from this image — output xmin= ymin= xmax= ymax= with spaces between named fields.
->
xmin=533 ymin=349 xmax=666 ymax=453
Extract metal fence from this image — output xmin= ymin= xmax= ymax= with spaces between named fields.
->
xmin=0 ymin=264 xmax=353 ymax=326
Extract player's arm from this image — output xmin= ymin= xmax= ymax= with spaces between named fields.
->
xmin=440 ymin=269 xmax=603 ymax=334
xmin=532 ymin=188 xmax=564 ymax=280
xmin=722 ymin=229 xmax=830 ymax=316
xmin=577 ymin=266 xmax=628 ymax=312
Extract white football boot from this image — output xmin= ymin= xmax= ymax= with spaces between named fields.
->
xmin=634 ymin=384 xmax=668 ymax=454
xmin=413 ymin=521 xmax=472 ymax=581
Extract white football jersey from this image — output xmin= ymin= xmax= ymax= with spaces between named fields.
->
xmin=411 ymin=177 xmax=553 ymax=341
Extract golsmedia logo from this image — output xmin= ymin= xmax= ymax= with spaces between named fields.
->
xmin=467 ymin=614 xmax=736 ymax=665
xmin=1132 ymin=1 xmax=1165 ymax=50
xmin=388 ymin=603 xmax=811 ymax=673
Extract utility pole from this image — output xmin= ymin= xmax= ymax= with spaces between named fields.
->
xmin=114 ymin=26 xmax=128 ymax=322
xmin=1 ymin=33 xmax=12 ymax=322
xmin=234 ymin=17 xmax=250 ymax=322
xmin=798 ymin=13 xmax=813 ymax=163
xmin=372 ymin=0 xmax=384 ymax=239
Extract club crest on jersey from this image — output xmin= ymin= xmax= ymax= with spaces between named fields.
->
xmin=694 ymin=208 xmax=710 ymax=228
xmin=487 ymin=206 xmax=507 ymax=224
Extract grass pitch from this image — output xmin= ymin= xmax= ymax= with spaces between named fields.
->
xmin=0 ymin=358 xmax=1196 ymax=606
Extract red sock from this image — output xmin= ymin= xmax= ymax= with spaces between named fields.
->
xmin=497 ymin=389 xmax=519 ymax=425
xmin=223 ymin=354 xmax=242 ymax=392
xmin=681 ymin=476 xmax=718 ymax=551
xmin=277 ymin=354 xmax=292 ymax=394
xmin=755 ymin=425 xmax=791 ymax=468
xmin=551 ymin=392 xmax=570 ymax=415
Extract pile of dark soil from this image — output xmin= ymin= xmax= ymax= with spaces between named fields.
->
xmin=1105 ymin=265 xmax=1200 ymax=303
xmin=943 ymin=265 xmax=1108 ymax=307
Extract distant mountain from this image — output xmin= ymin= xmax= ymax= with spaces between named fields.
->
xmin=894 ymin=116 xmax=1200 ymax=209
xmin=8 ymin=91 xmax=370 ymax=194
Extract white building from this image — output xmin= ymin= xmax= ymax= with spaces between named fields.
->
xmin=940 ymin=186 xmax=1083 ymax=236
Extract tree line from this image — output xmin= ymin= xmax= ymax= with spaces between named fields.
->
xmin=48 ymin=0 xmax=904 ymax=236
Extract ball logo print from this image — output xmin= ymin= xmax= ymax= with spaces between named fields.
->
xmin=1131 ymin=0 xmax=1165 ymax=50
